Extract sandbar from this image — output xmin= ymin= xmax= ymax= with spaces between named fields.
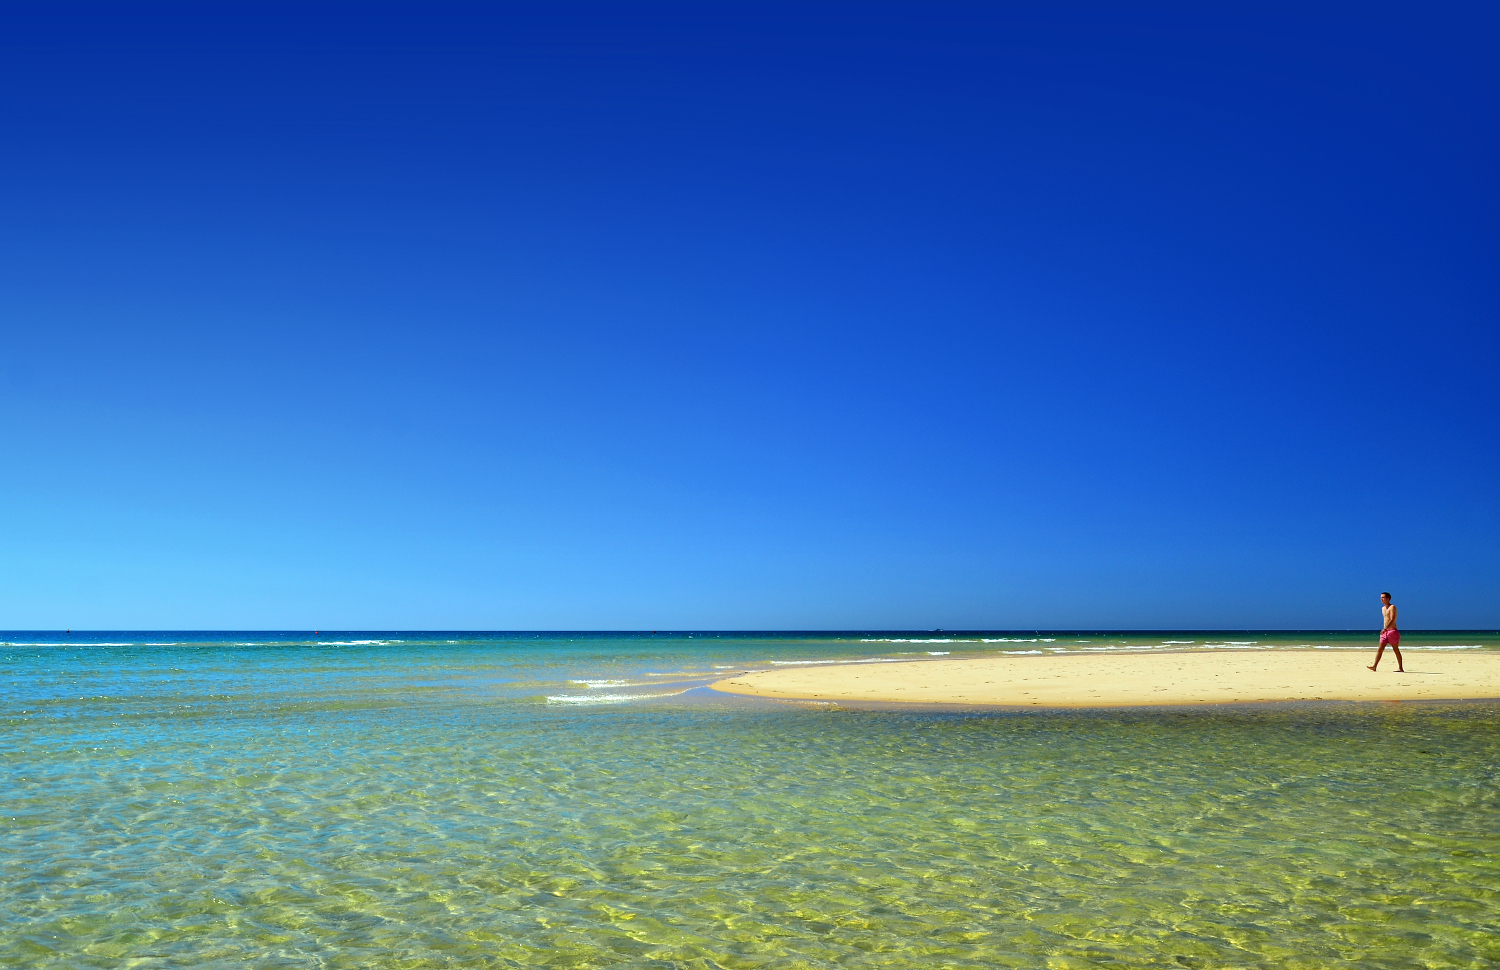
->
xmin=710 ymin=650 xmax=1500 ymax=708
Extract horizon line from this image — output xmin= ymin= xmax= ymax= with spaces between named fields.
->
xmin=5 ymin=629 xmax=1497 ymax=635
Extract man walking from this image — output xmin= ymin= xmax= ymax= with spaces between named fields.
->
xmin=1368 ymin=591 xmax=1404 ymax=672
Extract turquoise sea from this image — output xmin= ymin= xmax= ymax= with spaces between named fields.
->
xmin=4 ymin=631 xmax=1499 ymax=968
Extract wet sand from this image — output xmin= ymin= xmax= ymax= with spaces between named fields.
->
xmin=710 ymin=650 xmax=1500 ymax=707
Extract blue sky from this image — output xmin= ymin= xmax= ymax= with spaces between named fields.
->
xmin=2 ymin=4 xmax=1495 ymax=629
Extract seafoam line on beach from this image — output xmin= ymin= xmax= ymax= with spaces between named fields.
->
xmin=768 ymin=657 xmax=909 ymax=666
xmin=1407 ymin=644 xmax=1483 ymax=650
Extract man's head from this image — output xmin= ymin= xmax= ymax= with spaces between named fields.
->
xmin=1381 ymin=592 xmax=1392 ymax=603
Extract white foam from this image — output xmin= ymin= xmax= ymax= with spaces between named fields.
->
xmin=860 ymin=638 xmax=959 ymax=643
xmin=927 ymin=651 xmax=950 ymax=655
xmin=1161 ymin=640 xmax=1195 ymax=645
xmin=569 ymin=679 xmax=637 ymax=688
xmin=769 ymin=657 xmax=905 ymax=666
xmin=1003 ymin=649 xmax=1044 ymax=655
xmin=1409 ymin=644 xmax=1483 ymax=650
xmin=1081 ymin=644 xmax=1182 ymax=652
xmin=315 ymin=640 xmax=398 ymax=645
xmin=4 ymin=642 xmax=135 ymax=646
xmin=545 ymin=689 xmax=689 ymax=706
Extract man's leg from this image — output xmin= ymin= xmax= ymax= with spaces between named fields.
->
xmin=1368 ymin=640 xmax=1386 ymax=671
xmin=1391 ymin=643 xmax=1404 ymax=672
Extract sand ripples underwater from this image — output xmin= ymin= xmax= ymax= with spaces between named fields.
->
xmin=3 ymin=633 xmax=1499 ymax=968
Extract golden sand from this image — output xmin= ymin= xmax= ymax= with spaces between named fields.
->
xmin=710 ymin=650 xmax=1500 ymax=708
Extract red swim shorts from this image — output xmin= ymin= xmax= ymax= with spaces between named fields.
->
xmin=1380 ymin=629 xmax=1401 ymax=647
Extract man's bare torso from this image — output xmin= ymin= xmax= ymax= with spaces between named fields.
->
xmin=1383 ymin=602 xmax=1398 ymax=631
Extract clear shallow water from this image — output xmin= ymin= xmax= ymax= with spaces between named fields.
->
xmin=4 ymin=632 xmax=1499 ymax=968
